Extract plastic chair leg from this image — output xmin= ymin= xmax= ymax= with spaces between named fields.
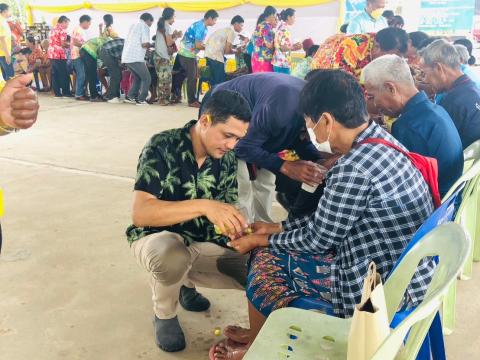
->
xmin=429 ymin=312 xmax=447 ymax=360
xmin=442 ymin=280 xmax=457 ymax=335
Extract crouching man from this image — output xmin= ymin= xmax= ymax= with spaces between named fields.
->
xmin=126 ymin=90 xmax=252 ymax=352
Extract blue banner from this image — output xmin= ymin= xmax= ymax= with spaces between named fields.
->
xmin=419 ymin=0 xmax=475 ymax=34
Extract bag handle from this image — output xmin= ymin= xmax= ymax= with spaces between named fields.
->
xmin=358 ymin=138 xmax=408 ymax=157
xmin=360 ymin=262 xmax=377 ymax=304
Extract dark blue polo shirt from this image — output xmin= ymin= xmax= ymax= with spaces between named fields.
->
xmin=212 ymin=73 xmax=320 ymax=173
xmin=392 ymin=91 xmax=464 ymax=197
xmin=439 ymin=74 xmax=480 ymax=149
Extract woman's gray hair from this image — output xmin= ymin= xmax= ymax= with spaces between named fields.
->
xmin=362 ymin=54 xmax=414 ymax=89
xmin=454 ymin=44 xmax=469 ymax=65
xmin=420 ymin=39 xmax=461 ymax=69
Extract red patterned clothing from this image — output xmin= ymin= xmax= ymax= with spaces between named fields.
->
xmin=47 ymin=24 xmax=68 ymax=60
xmin=28 ymin=46 xmax=48 ymax=66
xmin=311 ymin=33 xmax=376 ymax=80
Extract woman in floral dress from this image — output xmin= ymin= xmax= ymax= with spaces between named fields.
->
xmin=272 ymin=8 xmax=302 ymax=74
xmin=251 ymin=6 xmax=277 ymax=73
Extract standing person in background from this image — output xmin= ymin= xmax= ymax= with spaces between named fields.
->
xmin=347 ymin=0 xmax=388 ymax=34
xmin=382 ymin=9 xmax=394 ymax=26
xmin=99 ymin=37 xmax=124 ymax=104
xmin=154 ymin=7 xmax=182 ymax=106
xmin=100 ymin=14 xmax=118 ymax=39
xmin=80 ymin=35 xmax=112 ymax=102
xmin=0 ymin=4 xmax=13 ymax=80
xmin=390 ymin=15 xmax=404 ymax=29
xmin=272 ymin=9 xmax=302 ymax=74
xmin=174 ymin=9 xmax=218 ymax=108
xmin=251 ymin=6 xmax=277 ymax=73
xmin=122 ymin=13 xmax=154 ymax=106
xmin=71 ymin=15 xmax=91 ymax=101
xmin=48 ymin=15 xmax=72 ymax=98
xmin=205 ymin=15 xmax=245 ymax=86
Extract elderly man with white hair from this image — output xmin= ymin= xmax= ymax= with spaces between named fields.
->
xmin=363 ymin=54 xmax=463 ymax=197
xmin=420 ymin=39 xmax=480 ymax=149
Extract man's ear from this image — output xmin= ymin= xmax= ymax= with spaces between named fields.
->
xmin=385 ymin=81 xmax=397 ymax=95
xmin=198 ymin=114 xmax=212 ymax=129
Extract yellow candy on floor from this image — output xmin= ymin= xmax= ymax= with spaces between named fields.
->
xmin=214 ymin=327 xmax=222 ymax=336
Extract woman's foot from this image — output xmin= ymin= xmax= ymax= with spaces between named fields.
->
xmin=224 ymin=326 xmax=252 ymax=344
xmin=209 ymin=339 xmax=249 ymax=360
xmin=158 ymin=99 xmax=170 ymax=106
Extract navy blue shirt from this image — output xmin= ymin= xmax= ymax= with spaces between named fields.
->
xmin=212 ymin=73 xmax=320 ymax=173
xmin=439 ymin=74 xmax=480 ymax=149
xmin=392 ymin=91 xmax=464 ymax=197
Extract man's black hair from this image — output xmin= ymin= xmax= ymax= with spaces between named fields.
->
xmin=204 ymin=9 xmax=219 ymax=20
xmin=79 ymin=15 xmax=91 ymax=23
xmin=58 ymin=16 xmax=70 ymax=23
xmin=203 ymin=90 xmax=251 ymax=124
xmin=231 ymin=15 xmax=244 ymax=25
xmin=376 ymin=27 xmax=409 ymax=55
xmin=0 ymin=3 xmax=9 ymax=13
xmin=140 ymin=13 xmax=154 ymax=22
xmin=103 ymin=14 xmax=113 ymax=27
xmin=409 ymin=31 xmax=429 ymax=50
xmin=300 ymin=69 xmax=368 ymax=128
xmin=382 ymin=10 xmax=394 ymax=18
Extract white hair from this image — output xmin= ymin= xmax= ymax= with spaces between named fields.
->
xmin=362 ymin=54 xmax=414 ymax=89
xmin=420 ymin=39 xmax=461 ymax=69
xmin=454 ymin=44 xmax=469 ymax=65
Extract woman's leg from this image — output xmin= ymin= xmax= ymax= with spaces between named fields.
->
xmin=156 ymin=58 xmax=173 ymax=104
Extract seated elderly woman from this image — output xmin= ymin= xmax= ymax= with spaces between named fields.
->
xmin=210 ymin=69 xmax=436 ymax=360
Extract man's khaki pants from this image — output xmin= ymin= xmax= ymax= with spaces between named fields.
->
xmin=131 ymin=231 xmax=246 ymax=319
xmin=237 ymin=159 xmax=276 ymax=223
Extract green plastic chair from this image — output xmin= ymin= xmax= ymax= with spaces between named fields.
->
xmin=243 ymin=223 xmax=470 ymax=360
xmin=438 ymin=158 xmax=480 ymax=335
xmin=463 ymin=139 xmax=480 ymax=173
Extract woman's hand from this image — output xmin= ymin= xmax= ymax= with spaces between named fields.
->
xmin=227 ymin=234 xmax=269 ymax=255
xmin=252 ymin=221 xmax=282 ymax=235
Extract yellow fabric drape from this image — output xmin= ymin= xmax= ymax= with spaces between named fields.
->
xmin=28 ymin=1 xmax=337 ymax=14
xmin=165 ymin=1 xmax=245 ymax=12
xmin=26 ymin=0 xmax=338 ymax=25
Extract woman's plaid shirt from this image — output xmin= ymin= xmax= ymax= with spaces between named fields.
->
xmin=269 ymin=122 xmax=435 ymax=317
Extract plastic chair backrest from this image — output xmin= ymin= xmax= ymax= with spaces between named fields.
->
xmin=442 ymin=157 xmax=480 ymax=201
xmin=394 ymin=187 xmax=462 ymax=272
xmin=375 ymin=224 xmax=470 ymax=360
xmin=463 ymin=139 xmax=480 ymax=162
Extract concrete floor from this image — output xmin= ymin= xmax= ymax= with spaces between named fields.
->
xmin=0 ymin=95 xmax=479 ymax=359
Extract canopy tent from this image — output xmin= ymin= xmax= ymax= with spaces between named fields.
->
xmin=25 ymin=0 xmax=344 ymax=45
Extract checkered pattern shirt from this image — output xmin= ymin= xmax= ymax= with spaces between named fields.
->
xmin=121 ymin=21 xmax=151 ymax=63
xmin=269 ymin=122 xmax=436 ymax=317
xmin=102 ymin=38 xmax=125 ymax=60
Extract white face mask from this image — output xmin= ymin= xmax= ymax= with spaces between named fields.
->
xmin=308 ymin=118 xmax=333 ymax=154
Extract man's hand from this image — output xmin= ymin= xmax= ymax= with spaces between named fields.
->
xmin=227 ymin=234 xmax=269 ymax=255
xmin=202 ymin=200 xmax=248 ymax=237
xmin=5 ymin=54 xmax=11 ymax=65
xmin=252 ymin=221 xmax=282 ymax=235
xmin=280 ymin=160 xmax=325 ymax=186
xmin=0 ymin=74 xmax=39 ymax=130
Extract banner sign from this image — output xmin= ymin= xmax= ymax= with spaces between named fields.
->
xmin=419 ymin=0 xmax=475 ymax=34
